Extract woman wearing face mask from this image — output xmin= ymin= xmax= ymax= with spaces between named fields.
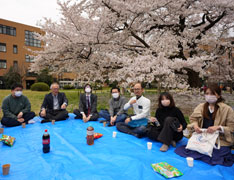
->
xmin=73 ymin=84 xmax=99 ymax=122
xmin=147 ymin=92 xmax=187 ymax=152
xmin=99 ymin=87 xmax=128 ymax=126
xmin=175 ymin=83 xmax=234 ymax=166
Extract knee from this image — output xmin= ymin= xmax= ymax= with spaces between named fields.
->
xmin=164 ymin=117 xmax=175 ymax=124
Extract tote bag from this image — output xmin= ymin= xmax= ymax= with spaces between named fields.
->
xmin=185 ymin=129 xmax=220 ymax=157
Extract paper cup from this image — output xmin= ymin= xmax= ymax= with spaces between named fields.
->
xmin=147 ymin=142 xmax=152 ymax=150
xmin=22 ymin=123 xmax=26 ymax=128
xmin=2 ymin=164 xmax=10 ymax=175
xmin=186 ymin=157 xmax=194 ymax=167
xmin=103 ymin=122 xmax=106 ymax=127
xmin=0 ymin=128 xmax=4 ymax=134
xmin=112 ymin=131 xmax=117 ymax=138
xmin=52 ymin=120 xmax=55 ymax=125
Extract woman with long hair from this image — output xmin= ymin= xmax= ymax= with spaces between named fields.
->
xmin=147 ymin=92 xmax=187 ymax=152
xmin=175 ymin=83 xmax=234 ymax=166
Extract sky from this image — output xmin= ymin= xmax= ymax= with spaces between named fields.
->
xmin=0 ymin=0 xmax=61 ymax=27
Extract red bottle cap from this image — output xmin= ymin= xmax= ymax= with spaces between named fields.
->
xmin=45 ymin=129 xmax=48 ymax=132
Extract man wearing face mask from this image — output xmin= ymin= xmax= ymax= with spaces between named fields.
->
xmin=99 ymin=87 xmax=128 ymax=126
xmin=116 ymin=83 xmax=151 ymax=138
xmin=1 ymin=84 xmax=35 ymax=127
xmin=73 ymin=84 xmax=99 ymax=122
xmin=40 ymin=83 xmax=69 ymax=123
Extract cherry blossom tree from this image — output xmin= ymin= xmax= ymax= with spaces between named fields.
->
xmin=31 ymin=0 xmax=234 ymax=88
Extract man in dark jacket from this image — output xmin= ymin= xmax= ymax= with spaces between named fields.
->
xmin=40 ymin=83 xmax=68 ymax=123
xmin=73 ymin=84 xmax=99 ymax=122
xmin=1 ymin=84 xmax=35 ymax=127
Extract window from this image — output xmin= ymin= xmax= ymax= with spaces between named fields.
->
xmin=0 ymin=24 xmax=16 ymax=36
xmin=0 ymin=60 xmax=7 ymax=69
xmin=25 ymin=55 xmax=34 ymax=62
xmin=0 ymin=43 xmax=6 ymax=52
xmin=13 ymin=45 xmax=18 ymax=54
xmin=13 ymin=61 xmax=18 ymax=68
xmin=25 ymin=30 xmax=41 ymax=47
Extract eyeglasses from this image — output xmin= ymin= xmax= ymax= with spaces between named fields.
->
xmin=133 ymin=88 xmax=141 ymax=91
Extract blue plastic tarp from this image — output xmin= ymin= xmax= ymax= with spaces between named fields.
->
xmin=0 ymin=113 xmax=234 ymax=180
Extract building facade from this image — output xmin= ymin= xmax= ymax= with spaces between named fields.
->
xmin=0 ymin=18 xmax=43 ymax=89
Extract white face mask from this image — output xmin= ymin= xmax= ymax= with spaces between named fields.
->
xmin=112 ymin=93 xmax=119 ymax=99
xmin=161 ymin=100 xmax=170 ymax=107
xmin=85 ymin=87 xmax=91 ymax=93
xmin=205 ymin=95 xmax=217 ymax=104
xmin=15 ymin=91 xmax=22 ymax=97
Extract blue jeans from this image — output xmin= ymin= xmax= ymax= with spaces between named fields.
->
xmin=116 ymin=122 xmax=147 ymax=138
xmin=99 ymin=110 xmax=127 ymax=123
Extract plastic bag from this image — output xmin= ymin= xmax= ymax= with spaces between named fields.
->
xmin=151 ymin=162 xmax=183 ymax=178
xmin=0 ymin=134 xmax=16 ymax=147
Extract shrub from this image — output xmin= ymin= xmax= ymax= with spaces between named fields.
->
xmin=63 ymin=85 xmax=75 ymax=90
xmin=31 ymin=82 xmax=49 ymax=91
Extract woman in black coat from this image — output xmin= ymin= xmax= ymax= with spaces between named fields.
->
xmin=147 ymin=92 xmax=187 ymax=152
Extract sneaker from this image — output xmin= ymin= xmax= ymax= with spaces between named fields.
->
xmin=28 ymin=119 xmax=35 ymax=124
xmin=171 ymin=141 xmax=176 ymax=147
xmin=160 ymin=144 xmax=169 ymax=152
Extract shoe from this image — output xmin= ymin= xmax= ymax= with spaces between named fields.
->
xmin=160 ymin=144 xmax=169 ymax=152
xmin=171 ymin=141 xmax=176 ymax=147
xmin=28 ymin=119 xmax=35 ymax=124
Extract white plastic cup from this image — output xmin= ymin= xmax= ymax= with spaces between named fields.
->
xmin=186 ymin=157 xmax=194 ymax=167
xmin=112 ymin=131 xmax=117 ymax=138
xmin=147 ymin=142 xmax=152 ymax=150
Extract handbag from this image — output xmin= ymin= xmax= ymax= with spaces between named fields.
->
xmin=185 ymin=129 xmax=220 ymax=157
xmin=170 ymin=118 xmax=181 ymax=132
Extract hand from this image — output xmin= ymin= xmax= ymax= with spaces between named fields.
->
xmin=150 ymin=117 xmax=157 ymax=122
xmin=17 ymin=112 xmax=23 ymax=118
xmin=130 ymin=99 xmax=137 ymax=105
xmin=177 ymin=124 xmax=183 ymax=132
xmin=82 ymin=114 xmax=87 ymax=123
xmin=61 ymin=103 xmax=67 ymax=109
xmin=40 ymin=109 xmax=46 ymax=117
xmin=110 ymin=116 xmax=117 ymax=125
xmin=194 ymin=125 xmax=202 ymax=133
xmin=125 ymin=118 xmax=131 ymax=124
xmin=207 ymin=126 xmax=220 ymax=134
xmin=17 ymin=118 xmax=24 ymax=123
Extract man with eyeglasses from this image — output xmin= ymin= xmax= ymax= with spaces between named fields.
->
xmin=116 ymin=83 xmax=151 ymax=138
xmin=40 ymin=83 xmax=68 ymax=123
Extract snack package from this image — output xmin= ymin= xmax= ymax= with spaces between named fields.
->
xmin=151 ymin=162 xmax=183 ymax=178
xmin=0 ymin=134 xmax=16 ymax=147
xmin=94 ymin=133 xmax=103 ymax=139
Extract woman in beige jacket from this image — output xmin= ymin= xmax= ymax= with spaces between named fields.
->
xmin=175 ymin=83 xmax=234 ymax=166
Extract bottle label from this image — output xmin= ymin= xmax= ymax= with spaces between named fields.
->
xmin=43 ymin=139 xmax=50 ymax=144
xmin=87 ymin=130 xmax=94 ymax=136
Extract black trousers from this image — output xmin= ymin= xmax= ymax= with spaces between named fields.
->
xmin=41 ymin=110 xmax=68 ymax=122
xmin=1 ymin=112 xmax=35 ymax=127
xmin=147 ymin=117 xmax=183 ymax=145
xmin=73 ymin=109 xmax=99 ymax=121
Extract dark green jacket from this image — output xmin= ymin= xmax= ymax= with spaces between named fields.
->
xmin=2 ymin=95 xmax=31 ymax=120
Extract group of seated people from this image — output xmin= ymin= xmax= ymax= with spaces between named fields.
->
xmin=1 ymin=82 xmax=234 ymax=166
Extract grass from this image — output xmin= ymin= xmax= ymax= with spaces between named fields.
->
xmin=0 ymin=89 xmax=189 ymax=122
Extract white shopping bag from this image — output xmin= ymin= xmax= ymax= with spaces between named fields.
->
xmin=185 ymin=129 xmax=220 ymax=157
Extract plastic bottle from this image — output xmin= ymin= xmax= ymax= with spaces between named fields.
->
xmin=87 ymin=126 xmax=94 ymax=145
xmin=42 ymin=129 xmax=50 ymax=153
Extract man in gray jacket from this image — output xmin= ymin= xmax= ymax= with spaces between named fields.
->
xmin=99 ymin=87 xmax=127 ymax=126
